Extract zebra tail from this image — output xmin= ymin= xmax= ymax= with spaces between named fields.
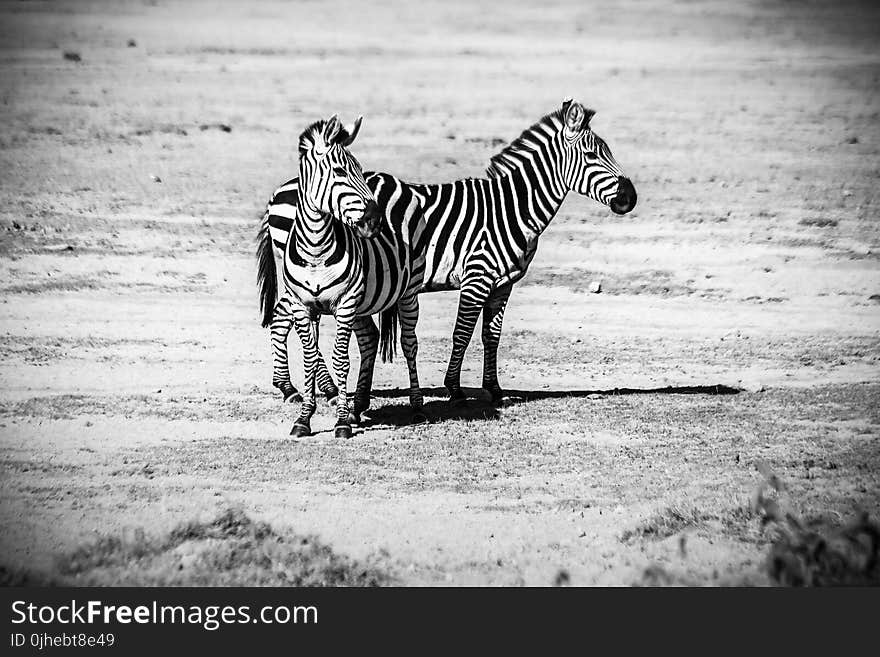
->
xmin=378 ymin=305 xmax=398 ymax=363
xmin=256 ymin=211 xmax=277 ymax=328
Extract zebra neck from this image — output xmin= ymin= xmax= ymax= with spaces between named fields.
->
xmin=490 ymin=162 xmax=567 ymax=236
xmin=294 ymin=197 xmax=338 ymax=264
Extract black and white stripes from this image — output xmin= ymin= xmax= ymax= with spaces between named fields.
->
xmin=259 ymin=99 xmax=636 ymax=424
xmin=406 ymin=99 xmax=637 ymax=401
xmin=257 ymin=115 xmax=424 ymax=438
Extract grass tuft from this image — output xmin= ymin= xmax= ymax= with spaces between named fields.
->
xmin=753 ymin=462 xmax=879 ymax=586
xmin=797 ymin=217 xmax=838 ymax=228
xmin=621 ymin=505 xmax=710 ymax=543
xmin=4 ymin=508 xmax=391 ymax=587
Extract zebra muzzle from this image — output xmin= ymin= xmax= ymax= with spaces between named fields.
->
xmin=354 ymin=200 xmax=382 ymax=238
xmin=610 ymin=176 xmax=637 ymax=215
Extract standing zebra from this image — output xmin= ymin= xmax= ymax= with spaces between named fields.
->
xmin=257 ymin=114 xmax=425 ymax=438
xmin=258 ymin=99 xmax=636 ymax=408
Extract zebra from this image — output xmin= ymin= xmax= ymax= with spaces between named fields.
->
xmin=257 ymin=114 xmax=425 ymax=438
xmin=259 ymin=99 xmax=636 ymax=409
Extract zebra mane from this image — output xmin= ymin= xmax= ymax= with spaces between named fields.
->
xmin=298 ymin=119 xmax=351 ymax=155
xmin=485 ymin=107 xmax=567 ymax=179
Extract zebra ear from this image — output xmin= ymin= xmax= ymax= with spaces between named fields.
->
xmin=564 ymin=101 xmax=595 ymax=135
xmin=583 ymin=108 xmax=596 ymax=128
xmin=564 ymin=101 xmax=586 ymax=135
xmin=342 ymin=116 xmax=363 ymax=147
xmin=322 ymin=115 xmax=342 ymax=147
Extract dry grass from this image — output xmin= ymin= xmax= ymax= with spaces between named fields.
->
xmin=620 ymin=506 xmax=710 ymax=543
xmin=752 ymin=463 xmax=879 ymax=587
xmin=798 ymin=217 xmax=840 ymax=228
xmin=633 ymin=464 xmax=880 ymax=587
xmin=1 ymin=508 xmax=390 ymax=587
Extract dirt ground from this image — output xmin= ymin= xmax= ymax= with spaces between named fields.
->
xmin=1 ymin=0 xmax=878 ymax=585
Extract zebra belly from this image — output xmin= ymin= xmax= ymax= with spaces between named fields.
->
xmin=354 ymin=254 xmax=409 ymax=315
xmin=418 ymin=280 xmax=460 ymax=293
xmin=355 ymin=296 xmax=397 ymax=317
xmin=491 ymin=235 xmax=540 ymax=289
xmin=354 ymin=267 xmax=409 ymax=315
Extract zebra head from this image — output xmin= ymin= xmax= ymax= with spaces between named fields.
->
xmin=559 ymin=99 xmax=637 ymax=215
xmin=298 ymin=114 xmax=382 ymax=238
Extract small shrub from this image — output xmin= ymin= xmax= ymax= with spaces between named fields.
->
xmin=752 ymin=462 xmax=879 ymax=586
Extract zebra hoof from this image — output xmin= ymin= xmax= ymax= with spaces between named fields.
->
xmin=334 ymin=424 xmax=353 ymax=439
xmin=412 ymin=411 xmax=428 ymax=425
xmin=447 ymin=386 xmax=466 ymax=406
xmin=289 ymin=422 xmax=311 ymax=438
xmin=283 ymin=391 xmax=303 ymax=404
xmin=486 ymin=388 xmax=504 ymax=405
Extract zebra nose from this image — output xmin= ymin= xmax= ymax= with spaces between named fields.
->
xmin=363 ymin=200 xmax=380 ymax=222
xmin=357 ymin=201 xmax=382 ymax=238
xmin=610 ymin=176 xmax=637 ymax=215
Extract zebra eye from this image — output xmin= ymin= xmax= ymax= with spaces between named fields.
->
xmin=332 ymin=167 xmax=347 ymax=177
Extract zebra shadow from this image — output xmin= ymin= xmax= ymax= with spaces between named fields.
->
xmin=360 ymin=383 xmax=741 ymax=428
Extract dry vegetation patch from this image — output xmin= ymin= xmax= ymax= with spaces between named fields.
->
xmin=752 ymin=464 xmax=879 ymax=586
xmin=1 ymin=508 xmax=391 ymax=587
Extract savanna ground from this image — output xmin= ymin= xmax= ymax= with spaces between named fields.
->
xmin=0 ymin=0 xmax=878 ymax=586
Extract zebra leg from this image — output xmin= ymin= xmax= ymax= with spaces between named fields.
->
xmin=443 ymin=277 xmax=493 ymax=404
xmin=271 ymin=300 xmax=335 ymax=404
xmin=331 ymin=308 xmax=357 ymax=439
xmin=397 ymin=294 xmax=426 ymax=423
xmin=481 ymin=284 xmax=513 ymax=404
xmin=349 ymin=316 xmax=379 ymax=426
xmin=290 ymin=308 xmax=320 ymax=437
xmin=270 ymin=296 xmax=301 ymax=403
xmin=310 ymin=319 xmax=339 ymax=404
